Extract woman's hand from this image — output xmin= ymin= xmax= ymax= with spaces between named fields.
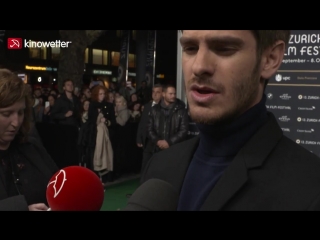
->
xmin=28 ymin=203 xmax=49 ymax=211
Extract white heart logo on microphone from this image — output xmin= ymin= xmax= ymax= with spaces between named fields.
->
xmin=47 ymin=170 xmax=67 ymax=198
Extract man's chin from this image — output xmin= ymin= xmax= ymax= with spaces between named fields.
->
xmin=189 ymin=106 xmax=219 ymax=125
xmin=189 ymin=104 xmax=237 ymax=125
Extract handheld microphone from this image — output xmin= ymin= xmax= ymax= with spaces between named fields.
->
xmin=46 ymin=166 xmax=104 ymax=211
xmin=123 ymin=179 xmax=179 ymax=211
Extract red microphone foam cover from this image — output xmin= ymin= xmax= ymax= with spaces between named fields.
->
xmin=46 ymin=166 xmax=104 ymax=211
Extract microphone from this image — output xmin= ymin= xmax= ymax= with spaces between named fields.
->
xmin=46 ymin=166 xmax=104 ymax=211
xmin=123 ymin=179 xmax=178 ymax=211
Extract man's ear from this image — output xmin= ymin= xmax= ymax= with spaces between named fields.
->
xmin=260 ymin=40 xmax=286 ymax=80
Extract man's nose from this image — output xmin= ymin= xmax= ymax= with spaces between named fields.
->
xmin=191 ymin=48 xmax=215 ymax=77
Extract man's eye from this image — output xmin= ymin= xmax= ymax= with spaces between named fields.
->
xmin=214 ymin=47 xmax=237 ymax=55
xmin=218 ymin=48 xmax=232 ymax=51
xmin=1 ymin=112 xmax=10 ymax=117
xmin=183 ymin=47 xmax=197 ymax=53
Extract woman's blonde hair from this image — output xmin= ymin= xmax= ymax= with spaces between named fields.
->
xmin=115 ymin=95 xmax=127 ymax=106
xmin=0 ymin=69 xmax=32 ymax=143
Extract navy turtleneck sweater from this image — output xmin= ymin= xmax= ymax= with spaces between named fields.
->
xmin=177 ymin=95 xmax=268 ymax=211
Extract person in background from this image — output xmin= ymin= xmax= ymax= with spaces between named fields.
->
xmin=89 ymin=78 xmax=105 ymax=90
xmin=128 ymin=93 xmax=139 ymax=110
xmin=28 ymin=93 xmax=43 ymax=145
xmin=136 ymin=84 xmax=163 ymax=179
xmin=33 ymin=89 xmax=42 ymax=99
xmin=80 ymin=100 xmax=90 ymax=125
xmin=107 ymin=92 xmax=115 ymax=106
xmin=113 ymin=95 xmax=132 ymax=177
xmin=49 ymin=89 xmax=59 ymax=97
xmin=85 ymin=86 xmax=116 ymax=183
xmin=118 ymin=81 xmax=131 ymax=102
xmin=49 ymin=79 xmax=81 ymax=168
xmin=77 ymin=99 xmax=91 ymax=168
xmin=136 ymin=80 xmax=152 ymax=105
xmin=130 ymin=102 xmax=142 ymax=123
xmin=50 ymin=79 xmax=81 ymax=128
xmin=34 ymin=97 xmax=44 ymax=123
xmin=42 ymin=94 xmax=56 ymax=123
xmin=0 ymin=69 xmax=58 ymax=211
xmin=109 ymin=82 xmax=117 ymax=93
xmin=82 ymin=86 xmax=91 ymax=101
xmin=114 ymin=95 xmax=131 ymax=127
xmin=79 ymin=93 xmax=87 ymax=103
xmin=73 ymin=87 xmax=80 ymax=98
xmin=147 ymin=84 xmax=189 ymax=154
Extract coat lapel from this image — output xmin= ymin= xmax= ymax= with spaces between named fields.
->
xmin=144 ymin=136 xmax=200 ymax=194
xmin=200 ymin=151 xmax=248 ymax=211
xmin=200 ymin=113 xmax=283 ymax=211
xmin=173 ymin=137 xmax=200 ymax=193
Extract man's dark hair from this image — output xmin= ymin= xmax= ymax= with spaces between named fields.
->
xmin=163 ymin=84 xmax=176 ymax=92
xmin=180 ymin=30 xmax=291 ymax=52
xmin=63 ymin=79 xmax=73 ymax=86
xmin=153 ymin=84 xmax=163 ymax=90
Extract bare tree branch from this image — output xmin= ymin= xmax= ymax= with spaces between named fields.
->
xmin=85 ymin=30 xmax=107 ymax=45
xmin=57 ymin=30 xmax=107 ymax=91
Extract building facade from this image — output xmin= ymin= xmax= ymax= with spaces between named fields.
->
xmin=2 ymin=30 xmax=138 ymax=90
xmin=2 ymin=30 xmax=178 ymax=91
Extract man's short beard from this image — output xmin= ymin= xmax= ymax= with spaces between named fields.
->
xmin=189 ymin=62 xmax=261 ymax=126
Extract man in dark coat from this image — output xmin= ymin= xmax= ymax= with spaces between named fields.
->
xmin=136 ymin=84 xmax=163 ymax=176
xmin=147 ymin=85 xmax=189 ymax=154
xmin=139 ymin=30 xmax=320 ymax=211
xmin=50 ymin=79 xmax=81 ymax=128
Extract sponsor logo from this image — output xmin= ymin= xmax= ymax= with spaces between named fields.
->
xmin=281 ymin=128 xmax=290 ymax=132
xmin=297 ymin=129 xmax=315 ymax=133
xmin=275 ymin=74 xmax=290 ymax=82
xmin=279 ymin=94 xmax=291 ymax=100
xmin=278 ymin=116 xmax=290 ymax=122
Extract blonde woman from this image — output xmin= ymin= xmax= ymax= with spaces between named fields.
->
xmin=113 ymin=95 xmax=132 ymax=176
xmin=114 ymin=95 xmax=131 ymax=126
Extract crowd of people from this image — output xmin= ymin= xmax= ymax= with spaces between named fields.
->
xmin=26 ymin=78 xmax=191 ymax=186
xmin=0 ymin=65 xmax=192 ymax=210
